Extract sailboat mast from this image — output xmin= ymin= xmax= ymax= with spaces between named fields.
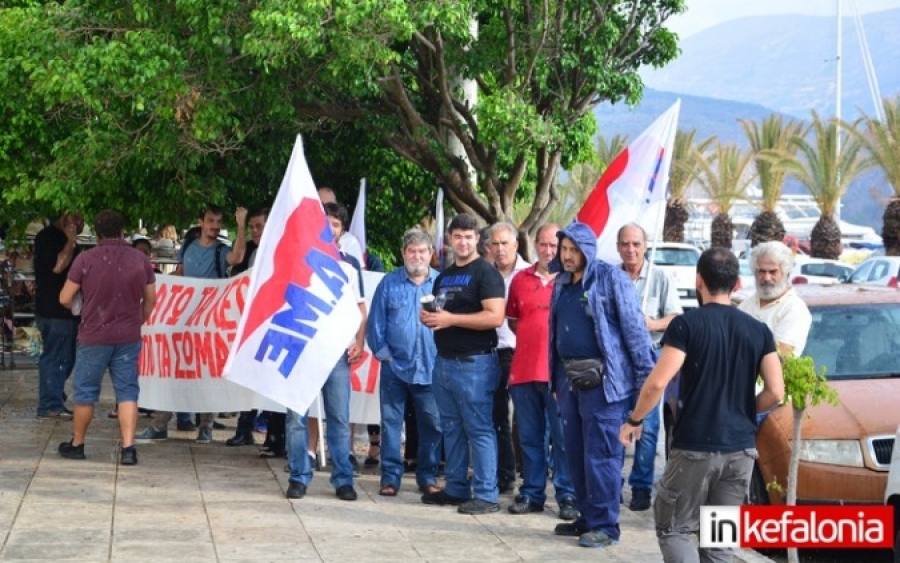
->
xmin=835 ymin=0 xmax=843 ymax=223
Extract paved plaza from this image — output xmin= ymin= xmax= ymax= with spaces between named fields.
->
xmin=0 ymin=365 xmax=770 ymax=562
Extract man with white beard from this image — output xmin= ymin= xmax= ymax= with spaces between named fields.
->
xmin=738 ymin=241 xmax=812 ymax=356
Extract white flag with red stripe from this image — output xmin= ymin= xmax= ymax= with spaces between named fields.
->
xmin=576 ymin=100 xmax=680 ymax=263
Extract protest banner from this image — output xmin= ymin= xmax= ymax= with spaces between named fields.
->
xmin=138 ymin=271 xmax=385 ymax=424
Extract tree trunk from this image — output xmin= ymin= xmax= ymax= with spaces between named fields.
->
xmin=663 ymin=201 xmax=689 ymax=242
xmin=787 ymin=404 xmax=804 ymax=563
xmin=882 ymin=197 xmax=900 ymax=257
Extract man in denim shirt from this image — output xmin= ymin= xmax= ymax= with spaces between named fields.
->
xmin=549 ymin=221 xmax=654 ymax=548
xmin=366 ymin=228 xmax=442 ymax=497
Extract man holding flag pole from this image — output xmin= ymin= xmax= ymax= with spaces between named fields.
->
xmin=222 ymin=136 xmax=364 ymax=501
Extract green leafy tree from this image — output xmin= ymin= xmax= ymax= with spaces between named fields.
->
xmin=779 ymin=354 xmax=838 ymax=563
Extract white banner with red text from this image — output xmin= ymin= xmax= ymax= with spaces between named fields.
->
xmin=138 ymin=271 xmax=385 ymax=424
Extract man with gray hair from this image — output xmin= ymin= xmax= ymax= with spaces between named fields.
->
xmin=489 ymin=221 xmax=530 ymax=493
xmin=738 ymin=241 xmax=812 ymax=356
xmin=366 ymin=228 xmax=442 ymax=497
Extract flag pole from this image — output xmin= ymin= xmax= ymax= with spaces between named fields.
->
xmin=642 ymin=201 xmax=667 ymax=312
xmin=316 ymin=393 xmax=326 ymax=469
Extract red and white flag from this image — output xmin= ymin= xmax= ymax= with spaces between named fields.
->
xmin=576 ymin=100 xmax=681 ymax=263
xmin=349 ymin=178 xmax=367 ymax=264
xmin=223 ymin=136 xmax=362 ymax=414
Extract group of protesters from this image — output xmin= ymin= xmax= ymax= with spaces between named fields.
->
xmin=34 ymin=190 xmax=794 ymax=560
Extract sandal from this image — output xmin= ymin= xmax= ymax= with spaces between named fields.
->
xmin=379 ymin=485 xmax=398 ymax=497
xmin=419 ymin=483 xmax=441 ymax=495
xmin=364 ymin=444 xmax=380 ymax=467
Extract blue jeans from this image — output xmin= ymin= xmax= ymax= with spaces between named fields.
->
xmin=509 ymin=382 xmax=575 ymax=506
xmin=286 ymin=354 xmax=353 ymax=489
xmin=72 ymin=342 xmax=142 ymax=404
xmin=627 ymin=345 xmax=662 ymax=491
xmin=433 ymin=352 xmax=500 ymax=503
xmin=626 ymin=394 xmax=661 ymax=492
xmin=379 ymin=362 xmax=442 ymax=489
xmin=557 ymin=378 xmax=629 ymax=540
xmin=36 ymin=316 xmax=78 ymax=415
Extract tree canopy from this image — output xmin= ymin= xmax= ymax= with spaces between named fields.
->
xmin=0 ymin=0 xmax=684 ymax=254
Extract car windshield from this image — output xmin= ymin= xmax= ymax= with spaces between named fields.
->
xmin=804 ymin=304 xmax=900 ymax=380
xmin=649 ymin=249 xmax=699 ymax=267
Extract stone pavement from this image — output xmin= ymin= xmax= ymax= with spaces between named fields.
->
xmin=0 ymin=365 xmax=770 ymax=562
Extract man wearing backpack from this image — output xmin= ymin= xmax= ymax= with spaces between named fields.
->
xmin=136 ymin=204 xmax=248 ymax=444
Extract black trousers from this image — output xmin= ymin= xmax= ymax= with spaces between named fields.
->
xmin=495 ymin=348 xmax=516 ymax=484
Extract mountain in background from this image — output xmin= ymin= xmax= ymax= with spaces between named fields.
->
xmin=642 ymin=8 xmax=900 ymax=119
xmin=593 ymin=88 xmax=785 ymax=146
xmin=585 ymin=9 xmax=900 ymax=232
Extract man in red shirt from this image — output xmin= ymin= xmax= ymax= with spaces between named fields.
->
xmin=58 ymin=210 xmax=157 ymax=465
xmin=505 ymin=224 xmax=577 ymax=520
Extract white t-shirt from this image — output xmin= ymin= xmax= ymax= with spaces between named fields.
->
xmin=340 ymin=259 xmax=365 ymax=347
xmin=496 ymin=255 xmax=531 ymax=349
xmin=738 ymin=287 xmax=812 ymax=355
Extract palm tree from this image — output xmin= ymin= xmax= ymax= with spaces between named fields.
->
xmin=740 ymin=115 xmax=808 ymax=246
xmin=847 ymin=96 xmax=900 ymax=255
xmin=664 ymin=130 xmax=713 ymax=242
xmin=775 ymin=112 xmax=869 ymax=259
xmin=693 ymin=141 xmax=757 ymax=249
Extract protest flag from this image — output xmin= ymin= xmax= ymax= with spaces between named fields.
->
xmin=223 ymin=136 xmax=362 ymax=414
xmin=576 ymin=99 xmax=681 ymax=263
xmin=349 ymin=178 xmax=367 ymax=264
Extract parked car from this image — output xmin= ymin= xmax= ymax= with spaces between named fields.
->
xmin=848 ymin=256 xmax=900 ymax=288
xmin=664 ymin=284 xmax=900 ymax=507
xmin=647 ymin=242 xmax=702 ymax=310
xmin=790 ymin=256 xmax=854 ymax=286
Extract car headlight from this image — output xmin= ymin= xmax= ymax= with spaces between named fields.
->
xmin=798 ymin=440 xmax=864 ymax=467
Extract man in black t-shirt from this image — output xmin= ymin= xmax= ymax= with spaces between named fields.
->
xmin=619 ymin=247 xmax=784 ymax=563
xmin=34 ymin=211 xmax=83 ymax=419
xmin=420 ymin=213 xmax=506 ymax=515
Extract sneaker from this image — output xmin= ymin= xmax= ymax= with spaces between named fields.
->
xmin=336 ymin=485 xmax=358 ymax=501
xmin=421 ymin=489 xmax=468 ymax=506
xmin=120 ymin=446 xmax=138 ymax=466
xmin=196 ymin=427 xmax=213 ymax=443
xmin=507 ymin=497 xmax=544 ymax=514
xmin=578 ymin=529 xmax=618 ymax=548
xmin=558 ymin=497 xmax=580 ymax=521
xmin=58 ymin=441 xmax=85 ymax=460
xmin=458 ymin=499 xmax=500 ymax=515
xmin=135 ymin=427 xmax=168 ymax=441
xmin=349 ymin=454 xmax=361 ymax=476
xmin=554 ymin=522 xmax=587 ymax=537
xmin=225 ymin=433 xmax=255 ymax=446
xmin=629 ymin=488 xmax=651 ymax=512
xmin=286 ymin=482 xmax=307 ymax=499
xmin=37 ymin=410 xmax=72 ymax=420
xmin=176 ymin=421 xmax=197 ymax=432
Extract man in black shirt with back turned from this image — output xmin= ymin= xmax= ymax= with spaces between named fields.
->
xmin=420 ymin=213 xmax=506 ymax=515
xmin=619 ymin=247 xmax=784 ymax=563
xmin=34 ymin=211 xmax=84 ymax=419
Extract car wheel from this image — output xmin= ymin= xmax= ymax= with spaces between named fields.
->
xmin=747 ymin=464 xmax=769 ymax=505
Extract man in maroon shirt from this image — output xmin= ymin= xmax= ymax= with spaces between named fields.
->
xmin=58 ymin=210 xmax=157 ymax=465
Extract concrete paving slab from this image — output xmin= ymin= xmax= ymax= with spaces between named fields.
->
xmin=0 ymin=366 xmax=771 ymax=563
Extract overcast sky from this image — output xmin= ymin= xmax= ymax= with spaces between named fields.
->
xmin=669 ymin=0 xmax=900 ymax=38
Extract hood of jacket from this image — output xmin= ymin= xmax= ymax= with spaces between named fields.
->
xmin=550 ymin=221 xmax=598 ymax=275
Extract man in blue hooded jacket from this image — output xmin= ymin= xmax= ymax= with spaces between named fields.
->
xmin=549 ymin=222 xmax=654 ymax=548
